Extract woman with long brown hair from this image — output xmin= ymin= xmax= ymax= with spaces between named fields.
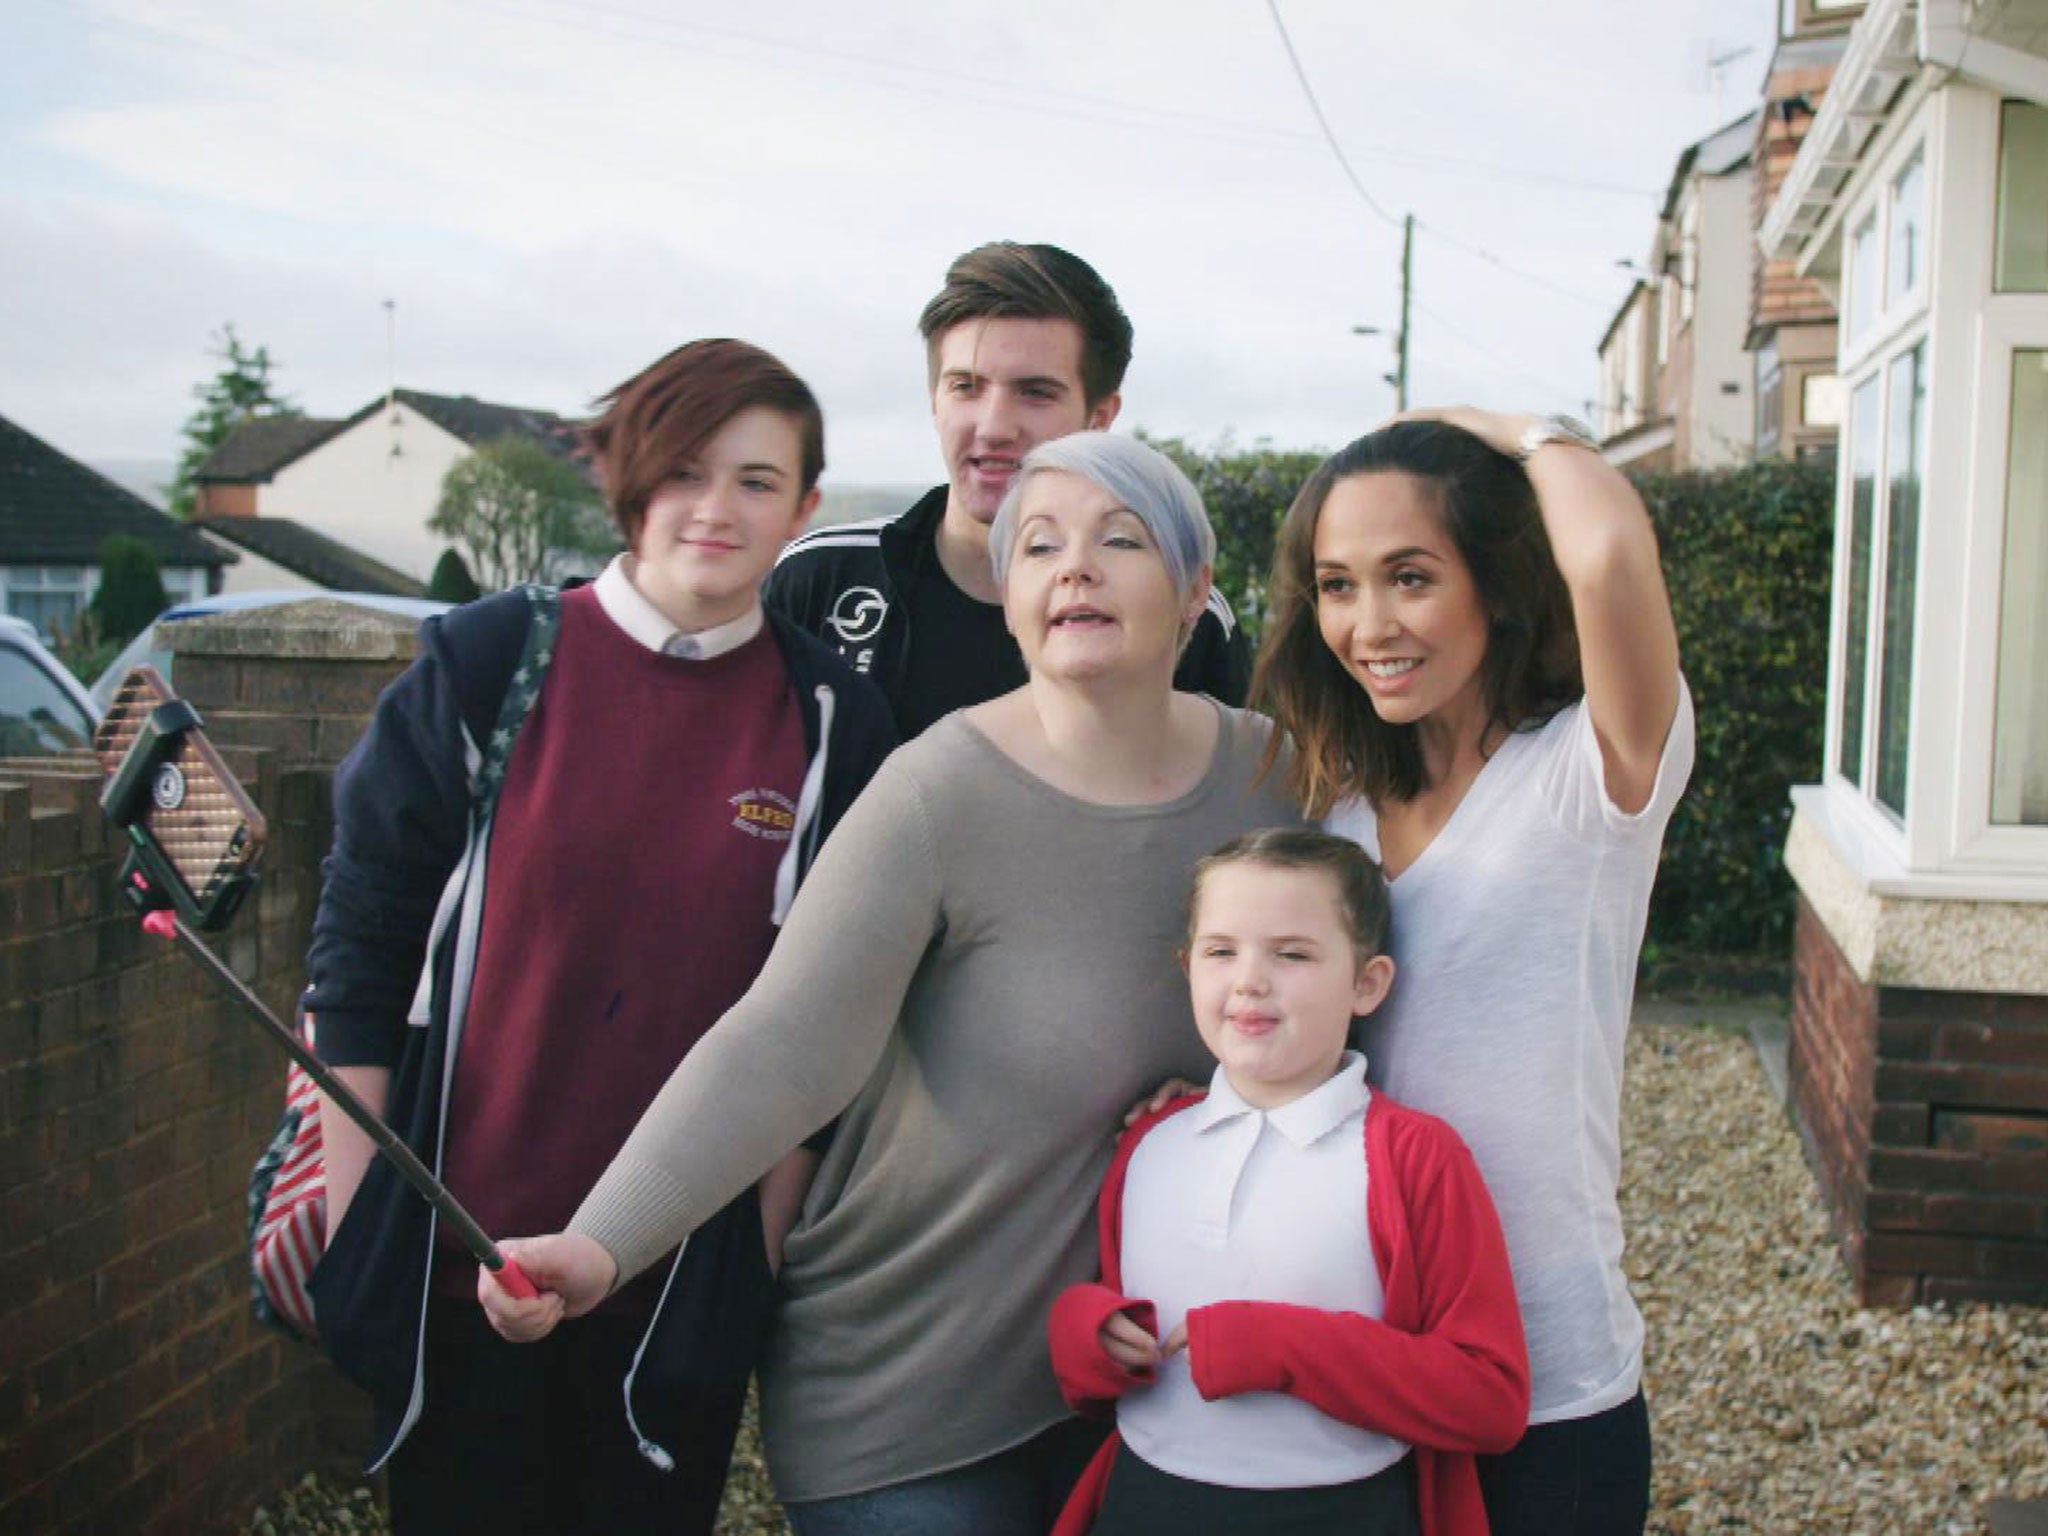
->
xmin=1256 ymin=408 xmax=1692 ymax=1536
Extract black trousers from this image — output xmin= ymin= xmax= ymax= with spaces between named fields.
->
xmin=1477 ymin=1390 xmax=1652 ymax=1536
xmin=384 ymin=1295 xmax=748 ymax=1536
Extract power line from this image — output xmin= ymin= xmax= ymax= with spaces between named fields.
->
xmin=1413 ymin=218 xmax=1613 ymax=312
xmin=1261 ymin=0 xmax=1404 ymax=230
xmin=501 ymin=0 xmax=1319 ymax=152
xmin=1409 ymin=298 xmax=1585 ymax=412
xmin=511 ymin=0 xmax=1661 ymax=201
xmin=54 ymin=0 xmax=1661 ymax=209
xmin=1264 ymin=0 xmax=1616 ymax=312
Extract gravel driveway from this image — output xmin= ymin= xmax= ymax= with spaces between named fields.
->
xmin=251 ymin=1005 xmax=2048 ymax=1535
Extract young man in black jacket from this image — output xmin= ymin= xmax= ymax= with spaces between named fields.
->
xmin=765 ymin=241 xmax=1250 ymax=738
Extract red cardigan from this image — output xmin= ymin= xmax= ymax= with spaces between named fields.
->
xmin=1046 ymin=1091 xmax=1530 ymax=1536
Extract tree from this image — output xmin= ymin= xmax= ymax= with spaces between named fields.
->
xmin=88 ymin=535 xmax=168 ymax=646
xmin=167 ymin=326 xmax=300 ymax=519
xmin=1140 ymin=433 xmax=1328 ymax=644
xmin=426 ymin=548 xmax=483 ymax=604
xmin=428 ymin=436 xmax=615 ymax=591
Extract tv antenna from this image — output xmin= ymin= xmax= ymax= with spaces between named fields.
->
xmin=383 ymin=298 xmax=403 ymax=459
xmin=1705 ymin=42 xmax=1756 ymax=127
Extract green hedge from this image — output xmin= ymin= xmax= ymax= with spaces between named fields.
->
xmin=1638 ymin=460 xmax=1834 ymax=956
xmin=1150 ymin=437 xmax=1836 ymax=959
xmin=1142 ymin=433 xmax=1325 ymax=647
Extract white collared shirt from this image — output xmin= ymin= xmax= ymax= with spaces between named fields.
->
xmin=1115 ymin=1052 xmax=1408 ymax=1489
xmin=593 ymin=554 xmax=764 ymax=659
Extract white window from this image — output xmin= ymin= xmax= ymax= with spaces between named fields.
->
xmin=161 ymin=568 xmax=208 ymax=607
xmin=1887 ymin=149 xmax=1926 ymax=308
xmin=1834 ymin=341 xmax=1927 ymax=821
xmin=1847 ymin=212 xmax=1879 ymax=343
xmin=1875 ymin=345 xmax=1926 ymax=816
xmin=1995 ymin=101 xmax=2048 ymax=294
xmin=1757 ymin=342 xmax=1784 ymax=453
xmin=1837 ymin=377 xmax=1880 ymax=787
xmin=1679 ymin=199 xmax=1700 ymax=326
xmin=1803 ymin=373 xmax=1846 ymax=427
xmin=4 ymin=566 xmax=90 ymax=644
xmin=1992 ymin=349 xmax=2048 ymax=825
xmin=1622 ymin=305 xmax=1644 ymax=430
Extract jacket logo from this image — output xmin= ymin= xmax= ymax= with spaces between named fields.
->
xmin=730 ymin=788 xmax=797 ymax=841
xmin=827 ymin=586 xmax=888 ymax=645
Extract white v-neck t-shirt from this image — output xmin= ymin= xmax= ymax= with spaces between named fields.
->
xmin=1324 ymin=679 xmax=1693 ymax=1425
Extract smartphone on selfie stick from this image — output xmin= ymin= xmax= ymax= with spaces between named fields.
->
xmin=94 ymin=667 xmax=538 ymax=1300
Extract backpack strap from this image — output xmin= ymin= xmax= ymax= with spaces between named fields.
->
xmin=471 ymin=583 xmax=560 ymax=817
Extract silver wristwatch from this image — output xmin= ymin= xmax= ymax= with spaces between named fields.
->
xmin=1514 ymin=413 xmax=1598 ymax=462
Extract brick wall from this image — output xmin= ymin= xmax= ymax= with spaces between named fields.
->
xmin=0 ymin=601 xmax=421 ymax=1534
xmin=194 ymin=485 xmax=257 ymax=520
xmin=1751 ymin=54 xmax=1843 ymax=336
xmin=1789 ymin=897 xmax=2048 ymax=1305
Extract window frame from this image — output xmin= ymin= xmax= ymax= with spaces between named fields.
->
xmin=1950 ymin=297 xmax=2048 ymax=866
xmin=1841 ymin=134 xmax=1933 ymax=375
xmin=2 ymin=565 xmax=91 ymax=643
xmin=1819 ymin=85 xmax=2048 ymax=890
xmin=1825 ymin=128 xmax=1937 ymax=839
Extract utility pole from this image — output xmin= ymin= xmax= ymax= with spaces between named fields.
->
xmin=1396 ymin=212 xmax=1413 ymax=411
xmin=1358 ymin=214 xmax=1415 ymax=411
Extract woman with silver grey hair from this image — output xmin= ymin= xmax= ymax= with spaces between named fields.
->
xmin=482 ymin=431 xmax=1302 ymax=1534
xmin=989 ymin=430 xmax=1216 ymax=622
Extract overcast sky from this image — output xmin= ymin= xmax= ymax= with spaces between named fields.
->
xmin=3 ymin=0 xmax=1779 ymax=489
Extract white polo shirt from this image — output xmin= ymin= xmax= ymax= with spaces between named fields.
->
xmin=1115 ymin=1053 xmax=1409 ymax=1489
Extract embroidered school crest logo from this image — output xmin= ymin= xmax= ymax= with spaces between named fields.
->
xmin=730 ymin=788 xmax=797 ymax=841
xmin=827 ymin=586 xmax=888 ymax=645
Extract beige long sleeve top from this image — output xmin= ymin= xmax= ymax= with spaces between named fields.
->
xmin=572 ymin=702 xmax=1304 ymax=1501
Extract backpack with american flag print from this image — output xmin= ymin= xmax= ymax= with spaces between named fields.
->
xmin=246 ymin=584 xmax=560 ymax=1339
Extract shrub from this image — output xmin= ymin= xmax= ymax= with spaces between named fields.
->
xmin=1638 ymin=459 xmax=1835 ymax=957
xmin=89 ymin=535 xmax=168 ymax=646
xmin=1140 ymin=433 xmax=1326 ymax=643
xmin=426 ymin=548 xmax=482 ymax=604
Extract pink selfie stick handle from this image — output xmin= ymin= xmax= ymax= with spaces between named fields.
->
xmin=493 ymin=1256 xmax=540 ymax=1299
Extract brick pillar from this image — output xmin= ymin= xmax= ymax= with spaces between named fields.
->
xmin=1786 ymin=807 xmax=2048 ymax=1307
xmin=165 ymin=597 xmax=423 ymax=770
xmin=0 ymin=600 xmax=422 ymax=1534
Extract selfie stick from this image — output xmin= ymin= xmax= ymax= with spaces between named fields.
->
xmin=104 ymin=697 xmax=538 ymax=1300
xmin=129 ymin=902 xmax=537 ymax=1298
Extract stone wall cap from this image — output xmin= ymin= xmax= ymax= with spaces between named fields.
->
xmin=163 ymin=599 xmax=428 ymax=662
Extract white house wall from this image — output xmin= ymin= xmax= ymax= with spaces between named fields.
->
xmin=1691 ymin=169 xmax=1760 ymax=467
xmin=195 ymin=532 xmax=323 ymax=596
xmin=259 ymin=402 xmax=468 ymax=584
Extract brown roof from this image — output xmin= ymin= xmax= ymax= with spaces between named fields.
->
xmin=195 ymin=415 xmax=345 ymax=482
xmin=196 ymin=389 xmax=583 ymax=486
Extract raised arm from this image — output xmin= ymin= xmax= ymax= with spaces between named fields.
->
xmin=1400 ymin=407 xmax=1680 ymax=813
xmin=568 ymin=758 xmax=944 ymax=1287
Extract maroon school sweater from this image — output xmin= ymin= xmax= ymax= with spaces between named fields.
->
xmin=435 ymin=587 xmax=807 ymax=1304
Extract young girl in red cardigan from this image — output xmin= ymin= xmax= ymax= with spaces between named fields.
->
xmin=1047 ymin=829 xmax=1529 ymax=1536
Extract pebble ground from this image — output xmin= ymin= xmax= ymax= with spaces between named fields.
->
xmin=247 ymin=1006 xmax=2048 ymax=1535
